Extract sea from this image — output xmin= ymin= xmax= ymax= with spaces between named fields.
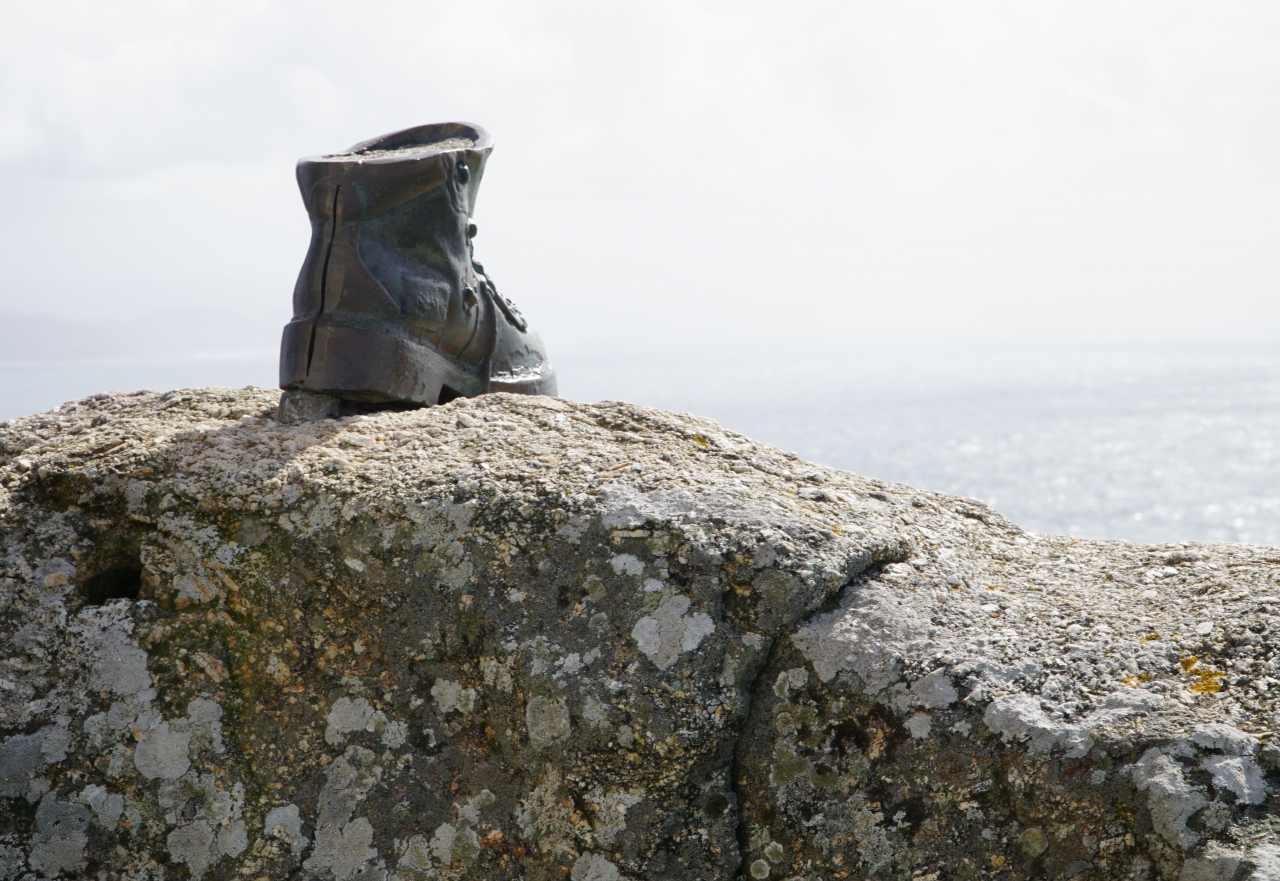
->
xmin=4 ymin=340 xmax=1280 ymax=547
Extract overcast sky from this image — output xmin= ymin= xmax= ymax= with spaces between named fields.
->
xmin=4 ymin=1 xmax=1280 ymax=354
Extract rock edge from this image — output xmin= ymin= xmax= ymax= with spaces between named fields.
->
xmin=0 ymin=387 xmax=1276 ymax=880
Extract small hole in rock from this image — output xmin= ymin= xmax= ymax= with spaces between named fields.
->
xmin=338 ymin=398 xmax=418 ymax=415
xmin=437 ymin=385 xmax=463 ymax=405
xmin=81 ymin=563 xmax=142 ymax=605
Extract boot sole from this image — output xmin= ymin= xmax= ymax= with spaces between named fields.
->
xmin=281 ymin=320 xmax=486 ymax=405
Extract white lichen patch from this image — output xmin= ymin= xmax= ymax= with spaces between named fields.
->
xmin=585 ymin=788 xmax=643 ymax=844
xmin=28 ymin=791 xmax=90 ymax=877
xmin=571 ymin=852 xmax=622 ymax=881
xmin=0 ymin=729 xmax=50 ymax=797
xmin=394 ymin=834 xmax=433 ymax=878
xmin=1129 ymin=748 xmax=1208 ymax=849
xmin=134 ymin=721 xmax=191 ymax=780
xmin=428 ymin=821 xmax=480 ymax=866
xmin=87 ymin=623 xmax=153 ymax=698
xmin=910 ymin=670 xmax=958 ymax=709
xmin=984 ymin=689 xmax=1163 ymax=759
xmin=1192 ymin=723 xmax=1260 ymax=755
xmin=431 ymin=679 xmax=476 ymax=715
xmin=326 ymin=696 xmax=376 ymax=745
xmin=303 ymin=746 xmax=383 ymax=880
xmin=631 ymin=594 xmax=715 ymax=669
xmin=167 ymin=820 xmax=219 ymax=879
xmin=609 ymin=554 xmax=644 ymax=577
xmin=316 ymin=746 xmax=382 ymax=829
xmin=263 ymin=803 xmax=308 ymax=855
xmin=905 ymin=712 xmax=932 ymax=740
xmin=1201 ymin=755 xmax=1267 ymax=805
xmin=306 ymin=817 xmax=378 ymax=881
xmin=78 ymin=783 xmax=124 ymax=830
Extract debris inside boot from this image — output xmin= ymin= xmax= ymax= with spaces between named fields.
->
xmin=324 ymin=137 xmax=476 ymax=159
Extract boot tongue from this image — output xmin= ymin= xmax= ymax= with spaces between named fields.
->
xmin=323 ymin=138 xmax=475 ymax=160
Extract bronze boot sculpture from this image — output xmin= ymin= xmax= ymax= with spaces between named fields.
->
xmin=279 ymin=122 xmax=557 ymax=407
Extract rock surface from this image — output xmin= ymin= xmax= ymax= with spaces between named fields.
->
xmin=0 ymin=387 xmax=1277 ymax=881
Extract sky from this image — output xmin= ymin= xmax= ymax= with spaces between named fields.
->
xmin=3 ymin=1 xmax=1280 ymax=359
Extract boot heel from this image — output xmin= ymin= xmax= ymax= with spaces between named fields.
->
xmin=284 ymin=323 xmax=485 ymax=405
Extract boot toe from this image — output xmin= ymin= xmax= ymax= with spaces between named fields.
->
xmin=489 ymin=322 xmax=557 ymax=397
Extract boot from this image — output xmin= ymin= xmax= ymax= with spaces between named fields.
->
xmin=279 ymin=122 xmax=557 ymax=406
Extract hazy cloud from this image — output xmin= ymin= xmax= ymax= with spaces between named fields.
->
xmin=3 ymin=1 xmax=1280 ymax=347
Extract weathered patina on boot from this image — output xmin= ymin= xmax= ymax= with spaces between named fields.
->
xmin=280 ymin=123 xmax=556 ymax=406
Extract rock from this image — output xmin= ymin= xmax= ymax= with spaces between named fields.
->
xmin=0 ymin=386 xmax=1276 ymax=880
xmin=1020 ymin=826 xmax=1050 ymax=858
xmin=277 ymin=389 xmax=344 ymax=424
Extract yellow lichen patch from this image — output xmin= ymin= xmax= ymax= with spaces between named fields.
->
xmin=692 ymin=434 xmax=710 ymax=448
xmin=1140 ymin=633 xmax=1160 ymax=642
xmin=1189 ymin=668 xmax=1225 ymax=694
xmin=1180 ymin=656 xmax=1225 ymax=693
xmin=1123 ymin=674 xmax=1152 ymax=687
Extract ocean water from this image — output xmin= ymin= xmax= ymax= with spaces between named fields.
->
xmin=558 ymin=340 xmax=1280 ymax=546
xmin=4 ymin=341 xmax=1280 ymax=546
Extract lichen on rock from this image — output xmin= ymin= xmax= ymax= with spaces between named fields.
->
xmin=0 ymin=387 xmax=1275 ymax=879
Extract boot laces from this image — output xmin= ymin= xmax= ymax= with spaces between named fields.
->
xmin=472 ymin=260 xmax=528 ymax=333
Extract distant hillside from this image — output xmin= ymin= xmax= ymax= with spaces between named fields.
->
xmin=0 ymin=309 xmax=281 ymax=363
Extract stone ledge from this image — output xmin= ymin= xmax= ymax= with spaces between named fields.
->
xmin=0 ymin=387 xmax=1275 ymax=880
